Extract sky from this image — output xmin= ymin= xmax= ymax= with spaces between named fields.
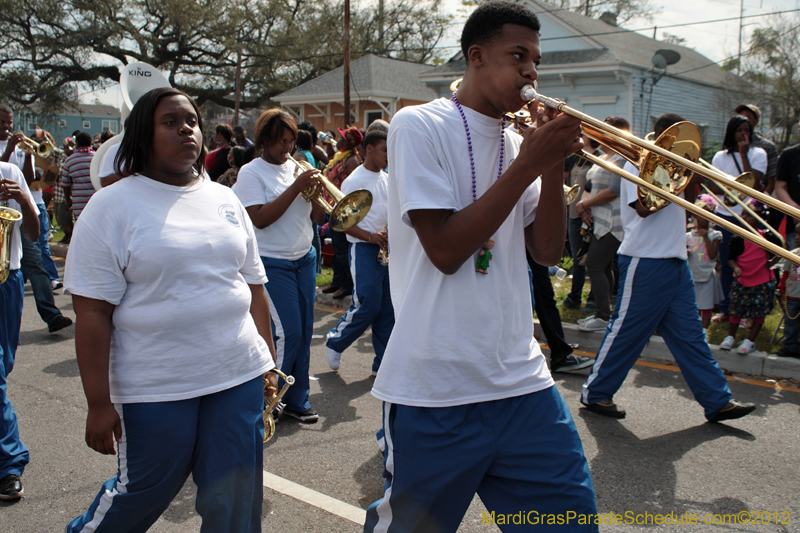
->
xmin=84 ymin=0 xmax=800 ymax=106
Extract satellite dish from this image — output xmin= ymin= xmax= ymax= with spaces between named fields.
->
xmin=652 ymin=49 xmax=681 ymax=69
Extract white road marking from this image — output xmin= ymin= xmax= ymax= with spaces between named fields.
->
xmin=262 ymin=470 xmax=367 ymax=525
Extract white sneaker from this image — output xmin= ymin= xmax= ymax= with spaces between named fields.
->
xmin=578 ymin=317 xmax=609 ymax=332
xmin=719 ymin=335 xmax=735 ymax=350
xmin=735 ymin=339 xmax=755 ymax=355
xmin=577 ymin=315 xmax=595 ymax=326
xmin=326 ymin=347 xmax=342 ymax=371
xmin=51 ymin=280 xmax=63 ymax=290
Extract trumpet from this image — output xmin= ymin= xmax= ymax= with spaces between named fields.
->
xmin=564 ymin=184 xmax=580 ymax=204
xmin=286 ymin=153 xmax=373 ymax=231
xmin=514 ymin=84 xmax=800 ymax=266
xmin=263 ymin=369 xmax=295 ymax=443
xmin=17 ymin=134 xmax=56 ymax=159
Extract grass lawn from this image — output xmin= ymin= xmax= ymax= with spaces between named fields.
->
xmin=317 ymin=266 xmax=333 ymax=288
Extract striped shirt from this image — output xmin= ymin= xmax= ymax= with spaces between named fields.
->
xmin=586 ymin=153 xmax=624 ymax=242
xmin=60 ymin=148 xmax=95 ymax=218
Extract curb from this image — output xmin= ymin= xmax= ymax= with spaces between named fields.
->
xmin=541 ymin=320 xmax=800 ymax=382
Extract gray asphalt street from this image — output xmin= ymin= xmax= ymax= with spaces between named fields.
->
xmin=2 ymin=269 xmax=799 ymax=532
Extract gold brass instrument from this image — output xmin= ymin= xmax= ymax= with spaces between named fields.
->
xmin=564 ymin=184 xmax=580 ymax=204
xmin=699 ymin=181 xmax=786 ymax=247
xmin=0 ymin=206 xmax=23 ymax=285
xmin=286 ymin=153 xmax=373 ymax=232
xmin=376 ymin=224 xmax=389 ymax=266
xmin=263 ymin=369 xmax=295 ymax=443
xmin=17 ymin=134 xmax=56 ymax=159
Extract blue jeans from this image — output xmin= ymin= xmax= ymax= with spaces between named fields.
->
xmin=261 ymin=248 xmax=317 ymax=413
xmin=20 ymin=235 xmax=62 ymax=326
xmin=36 ymin=203 xmax=59 ymax=281
xmin=784 ymin=299 xmax=800 ymax=352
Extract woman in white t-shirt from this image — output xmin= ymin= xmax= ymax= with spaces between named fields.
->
xmin=710 ymin=115 xmax=768 ymax=323
xmin=64 ymin=87 xmax=277 ymax=533
xmin=235 ymin=109 xmax=326 ymax=423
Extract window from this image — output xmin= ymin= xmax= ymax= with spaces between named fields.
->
xmin=365 ymin=110 xmax=383 ymax=127
xmin=83 ymin=120 xmax=91 ymax=129
xmin=101 ymin=120 xmax=117 ymax=133
xmin=27 ymin=120 xmax=36 ymax=132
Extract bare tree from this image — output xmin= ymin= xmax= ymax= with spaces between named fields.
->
xmin=550 ymin=0 xmax=661 ymax=25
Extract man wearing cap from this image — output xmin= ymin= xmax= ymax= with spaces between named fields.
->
xmin=735 ymin=104 xmax=778 ymax=193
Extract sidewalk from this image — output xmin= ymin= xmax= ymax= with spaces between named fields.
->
xmin=544 ymin=319 xmax=800 ymax=382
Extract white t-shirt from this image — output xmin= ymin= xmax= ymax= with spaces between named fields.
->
xmin=64 ymin=175 xmax=273 ymax=403
xmin=373 ymin=98 xmax=553 ymax=408
xmin=99 ymin=142 xmax=121 ymax=178
xmin=340 ymin=165 xmax=389 ymax=244
xmin=0 ymin=139 xmax=41 ymax=204
xmin=1 ymin=162 xmax=38 ymax=270
xmin=618 ymin=161 xmax=688 ymax=259
xmin=235 ymin=158 xmax=313 ymax=260
xmin=710 ymin=148 xmax=767 ymax=216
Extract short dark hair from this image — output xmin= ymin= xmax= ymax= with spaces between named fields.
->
xmin=461 ymin=1 xmax=540 ymax=58
xmin=254 ymin=109 xmax=298 ymax=151
xmin=243 ymin=145 xmax=256 ymax=165
xmin=722 ymin=115 xmax=751 ymax=154
xmin=100 ymin=129 xmax=115 ymax=144
xmin=230 ymin=145 xmax=246 ymax=167
xmin=116 ymin=87 xmax=206 ymax=177
xmin=0 ymin=104 xmax=11 ymax=115
xmin=297 ymin=121 xmax=318 ymax=141
xmin=653 ymin=113 xmax=685 ymax=136
xmin=215 ymin=123 xmax=233 ymax=143
xmin=296 ymin=129 xmax=313 ymax=151
xmin=604 ymin=116 xmax=630 ymax=132
xmin=232 ymin=124 xmax=245 ymax=134
xmin=362 ymin=130 xmax=387 ymax=149
xmin=75 ymin=131 xmax=93 ymax=148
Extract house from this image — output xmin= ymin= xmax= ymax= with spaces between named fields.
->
xmin=273 ymin=54 xmax=438 ymax=132
xmin=419 ymin=0 xmax=745 ymax=150
xmin=16 ymin=104 xmax=120 ymax=145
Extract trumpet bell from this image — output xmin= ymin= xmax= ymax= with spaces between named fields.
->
xmin=329 ymin=189 xmax=373 ymax=232
xmin=637 ymin=122 xmax=702 ymax=211
xmin=263 ymin=369 xmax=295 ymax=443
xmin=0 ymin=206 xmax=23 ymax=285
xmin=564 ymin=184 xmax=580 ymax=204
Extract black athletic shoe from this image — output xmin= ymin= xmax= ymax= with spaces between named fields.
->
xmin=552 ymin=354 xmax=594 ymax=373
xmin=776 ymin=347 xmax=800 ymax=358
xmin=48 ymin=315 xmax=73 ymax=333
xmin=0 ymin=474 xmax=23 ymax=500
xmin=708 ymin=400 xmax=756 ymax=423
xmin=283 ymin=408 xmax=319 ymax=423
xmin=581 ymin=399 xmax=626 ymax=419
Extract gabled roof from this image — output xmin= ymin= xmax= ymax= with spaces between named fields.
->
xmin=275 ymin=54 xmax=438 ymax=103
xmin=71 ymin=104 xmax=120 ymax=118
xmin=421 ymin=0 xmax=737 ymax=89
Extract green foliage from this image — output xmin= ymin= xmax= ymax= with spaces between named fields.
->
xmin=0 ymin=0 xmax=450 ymax=109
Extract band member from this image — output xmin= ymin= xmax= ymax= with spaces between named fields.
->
xmin=64 ymin=87 xmax=276 ymax=532
xmin=581 ymin=113 xmax=756 ymax=423
xmin=365 ymin=3 xmax=597 ymax=531
xmin=0 ymin=162 xmax=40 ymax=500
xmin=326 ymin=130 xmax=394 ymax=375
xmin=235 ymin=109 xmax=325 ymax=423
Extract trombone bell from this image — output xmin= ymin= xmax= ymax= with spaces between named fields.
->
xmin=0 ymin=206 xmax=23 ymax=285
xmin=564 ymin=184 xmax=580 ymax=204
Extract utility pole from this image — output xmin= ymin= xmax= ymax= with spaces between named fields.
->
xmin=738 ymin=0 xmax=744 ymax=76
xmin=234 ymin=50 xmax=242 ymax=127
xmin=343 ymin=0 xmax=351 ymax=128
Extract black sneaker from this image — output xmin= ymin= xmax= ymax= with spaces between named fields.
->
xmin=48 ymin=315 xmax=73 ymax=333
xmin=709 ymin=400 xmax=757 ymax=423
xmin=581 ymin=399 xmax=626 ymax=419
xmin=552 ymin=354 xmax=594 ymax=373
xmin=562 ymin=296 xmax=580 ymax=309
xmin=283 ymin=408 xmax=319 ymax=423
xmin=0 ymin=474 xmax=23 ymax=500
xmin=776 ymin=347 xmax=800 ymax=358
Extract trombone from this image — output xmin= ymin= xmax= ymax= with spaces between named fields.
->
xmin=516 ymin=84 xmax=800 ymax=266
xmin=449 ymin=78 xmax=800 ymax=266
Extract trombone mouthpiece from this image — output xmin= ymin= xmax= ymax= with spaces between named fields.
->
xmin=520 ymin=85 xmax=538 ymax=103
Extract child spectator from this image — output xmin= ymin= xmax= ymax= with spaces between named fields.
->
xmin=777 ymin=223 xmax=800 ymax=358
xmin=686 ymin=195 xmax=723 ymax=341
xmin=719 ymin=201 xmax=781 ymax=354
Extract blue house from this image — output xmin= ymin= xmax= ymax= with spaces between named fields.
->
xmin=16 ymin=104 xmax=120 ymax=145
xmin=419 ymin=0 xmax=745 ymax=152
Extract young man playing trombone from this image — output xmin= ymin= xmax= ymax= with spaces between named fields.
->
xmin=365 ymin=2 xmax=597 ymax=531
xmin=580 ymin=113 xmax=757 ymax=423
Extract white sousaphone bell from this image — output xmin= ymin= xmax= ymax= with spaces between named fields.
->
xmin=89 ymin=62 xmax=172 ymax=191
